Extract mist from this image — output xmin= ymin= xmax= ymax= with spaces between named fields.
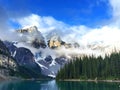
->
xmin=1 ymin=0 xmax=120 ymax=59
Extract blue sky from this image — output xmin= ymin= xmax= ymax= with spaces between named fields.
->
xmin=0 ymin=0 xmax=112 ymax=27
xmin=1 ymin=0 xmax=120 ymax=50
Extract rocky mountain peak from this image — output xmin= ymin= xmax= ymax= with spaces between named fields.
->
xmin=17 ymin=26 xmax=38 ymax=33
xmin=16 ymin=26 xmax=46 ymax=48
xmin=47 ymin=33 xmax=63 ymax=48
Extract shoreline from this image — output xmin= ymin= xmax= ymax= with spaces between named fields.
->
xmin=0 ymin=77 xmax=120 ymax=83
xmin=59 ymin=79 xmax=120 ymax=83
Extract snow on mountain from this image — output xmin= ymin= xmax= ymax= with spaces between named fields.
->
xmin=17 ymin=26 xmax=46 ymax=48
xmin=4 ymin=25 xmax=120 ymax=78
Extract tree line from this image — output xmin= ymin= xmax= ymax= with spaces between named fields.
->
xmin=56 ymin=52 xmax=120 ymax=80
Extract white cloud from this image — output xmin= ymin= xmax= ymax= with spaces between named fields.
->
xmin=79 ymin=0 xmax=120 ymax=45
xmin=12 ymin=12 xmax=120 ymax=44
xmin=109 ymin=0 xmax=120 ymax=26
xmin=12 ymin=14 xmax=68 ymax=34
xmin=80 ymin=26 xmax=120 ymax=45
xmin=109 ymin=0 xmax=120 ymax=17
xmin=11 ymin=14 xmax=90 ymax=43
xmin=8 ymin=0 xmax=120 ymax=56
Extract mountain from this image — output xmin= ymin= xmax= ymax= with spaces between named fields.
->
xmin=35 ymin=55 xmax=67 ymax=78
xmin=4 ymin=40 xmax=67 ymax=78
xmin=47 ymin=33 xmax=65 ymax=48
xmin=0 ymin=40 xmax=18 ymax=80
xmin=47 ymin=32 xmax=80 ymax=49
xmin=3 ymin=25 xmax=119 ymax=78
xmin=4 ymin=41 xmax=49 ymax=79
xmin=17 ymin=26 xmax=46 ymax=48
xmin=12 ymin=26 xmax=68 ymax=78
xmin=0 ymin=40 xmax=10 ymax=55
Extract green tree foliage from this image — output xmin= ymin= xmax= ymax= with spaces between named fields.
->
xmin=56 ymin=52 xmax=120 ymax=80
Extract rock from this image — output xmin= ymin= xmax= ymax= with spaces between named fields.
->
xmin=48 ymin=34 xmax=62 ymax=48
xmin=17 ymin=26 xmax=46 ymax=48
xmin=0 ymin=40 xmax=18 ymax=77
xmin=55 ymin=56 xmax=67 ymax=66
xmin=0 ymin=40 xmax=10 ymax=55
xmin=45 ymin=55 xmax=53 ymax=64
xmin=14 ymin=47 xmax=35 ymax=66
xmin=3 ymin=41 xmax=17 ymax=56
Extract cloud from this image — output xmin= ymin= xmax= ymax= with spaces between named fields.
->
xmin=80 ymin=26 xmax=120 ymax=45
xmin=0 ymin=6 xmax=9 ymax=30
xmin=5 ymin=0 xmax=120 ymax=57
xmin=11 ymin=14 xmax=68 ymax=34
xmin=11 ymin=14 xmax=90 ymax=43
xmin=0 ymin=6 xmax=18 ymax=41
xmin=11 ymin=11 xmax=120 ymax=45
xmin=109 ymin=0 xmax=120 ymax=26
xmin=0 ymin=5 xmax=25 ymax=41
xmin=109 ymin=0 xmax=120 ymax=17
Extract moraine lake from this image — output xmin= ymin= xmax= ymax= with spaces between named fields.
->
xmin=0 ymin=80 xmax=120 ymax=90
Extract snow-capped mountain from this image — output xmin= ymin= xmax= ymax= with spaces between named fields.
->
xmin=0 ymin=40 xmax=18 ymax=79
xmin=3 ymin=26 xmax=68 ymax=78
xmin=3 ymin=25 xmax=120 ymax=78
xmin=17 ymin=26 xmax=46 ymax=48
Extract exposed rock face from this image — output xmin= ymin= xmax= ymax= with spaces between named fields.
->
xmin=14 ymin=47 xmax=35 ymax=66
xmin=35 ymin=54 xmax=68 ymax=78
xmin=0 ymin=40 xmax=17 ymax=78
xmin=37 ymin=59 xmax=61 ymax=78
xmin=49 ymin=40 xmax=61 ymax=48
xmin=55 ymin=56 xmax=67 ymax=66
xmin=4 ymin=41 xmax=37 ymax=67
xmin=47 ymin=33 xmax=80 ymax=49
xmin=4 ymin=41 xmax=44 ymax=78
xmin=3 ymin=41 xmax=17 ymax=56
xmin=44 ymin=55 xmax=53 ymax=64
xmin=17 ymin=26 xmax=46 ymax=48
xmin=0 ymin=40 xmax=17 ymax=69
xmin=47 ymin=33 xmax=67 ymax=49
xmin=17 ymin=26 xmax=38 ymax=33
xmin=0 ymin=54 xmax=16 ymax=68
xmin=0 ymin=40 xmax=10 ymax=55
xmin=3 ymin=26 xmax=80 ymax=78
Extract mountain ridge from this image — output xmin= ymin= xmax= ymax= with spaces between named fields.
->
xmin=2 ymin=25 xmax=120 ymax=78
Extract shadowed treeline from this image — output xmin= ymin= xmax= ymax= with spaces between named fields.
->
xmin=56 ymin=52 xmax=120 ymax=80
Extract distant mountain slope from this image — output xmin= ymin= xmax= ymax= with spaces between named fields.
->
xmin=0 ymin=40 xmax=18 ymax=79
xmin=3 ymin=25 xmax=120 ymax=79
xmin=4 ymin=41 xmax=49 ymax=79
xmin=17 ymin=26 xmax=46 ymax=48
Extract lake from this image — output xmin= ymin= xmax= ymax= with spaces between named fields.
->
xmin=0 ymin=80 xmax=119 ymax=90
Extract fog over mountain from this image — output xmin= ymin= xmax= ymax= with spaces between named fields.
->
xmin=1 ymin=0 xmax=120 ymax=78
xmin=0 ymin=0 xmax=120 ymax=58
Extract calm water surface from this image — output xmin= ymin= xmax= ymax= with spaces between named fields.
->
xmin=0 ymin=80 xmax=119 ymax=90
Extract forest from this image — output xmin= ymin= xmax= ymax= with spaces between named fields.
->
xmin=56 ymin=52 xmax=120 ymax=80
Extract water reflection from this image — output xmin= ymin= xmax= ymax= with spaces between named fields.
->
xmin=56 ymin=81 xmax=120 ymax=90
xmin=0 ymin=80 xmax=119 ymax=90
xmin=0 ymin=80 xmax=58 ymax=90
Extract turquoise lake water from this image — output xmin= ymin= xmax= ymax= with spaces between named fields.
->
xmin=0 ymin=80 xmax=120 ymax=90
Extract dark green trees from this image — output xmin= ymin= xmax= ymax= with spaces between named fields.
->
xmin=56 ymin=52 xmax=120 ymax=80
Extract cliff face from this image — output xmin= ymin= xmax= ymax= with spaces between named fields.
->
xmin=0 ymin=40 xmax=10 ymax=55
xmin=47 ymin=34 xmax=64 ymax=48
xmin=0 ymin=40 xmax=18 ymax=79
xmin=4 ymin=41 xmax=44 ymax=79
xmin=17 ymin=26 xmax=46 ymax=48
xmin=17 ymin=26 xmax=38 ymax=33
xmin=49 ymin=40 xmax=61 ymax=48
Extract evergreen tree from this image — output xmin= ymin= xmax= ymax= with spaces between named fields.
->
xmin=56 ymin=52 xmax=120 ymax=80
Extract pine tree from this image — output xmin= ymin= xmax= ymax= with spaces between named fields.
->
xmin=56 ymin=52 xmax=120 ymax=80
